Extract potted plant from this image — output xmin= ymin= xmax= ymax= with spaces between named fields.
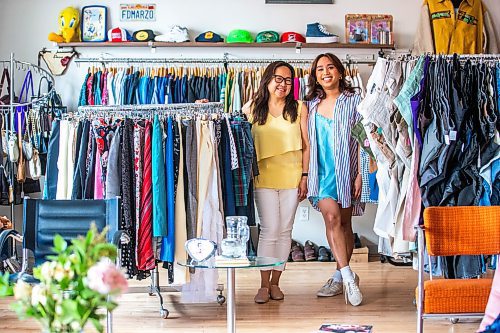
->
xmin=0 ymin=225 xmax=128 ymax=333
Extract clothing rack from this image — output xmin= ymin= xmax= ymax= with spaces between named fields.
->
xmin=74 ymin=54 xmax=378 ymax=67
xmin=70 ymin=101 xmax=225 ymax=319
xmin=0 ymin=54 xmax=55 ymax=244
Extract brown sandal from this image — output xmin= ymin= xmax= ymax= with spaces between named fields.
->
xmin=270 ymin=285 xmax=284 ymax=300
xmin=304 ymin=240 xmax=318 ymax=261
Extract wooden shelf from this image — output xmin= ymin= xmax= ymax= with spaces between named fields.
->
xmin=58 ymin=41 xmax=395 ymax=49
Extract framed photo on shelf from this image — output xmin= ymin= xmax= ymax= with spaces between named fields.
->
xmin=81 ymin=5 xmax=108 ymax=42
xmin=345 ymin=14 xmax=370 ymax=44
xmin=370 ymin=15 xmax=393 ymax=44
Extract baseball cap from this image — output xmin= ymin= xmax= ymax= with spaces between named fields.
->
xmin=133 ymin=29 xmax=156 ymax=42
xmin=280 ymin=32 xmax=306 ymax=43
xmin=195 ymin=31 xmax=224 ymax=43
xmin=227 ymin=30 xmax=253 ymax=43
xmin=256 ymin=31 xmax=279 ymax=43
xmin=108 ymin=27 xmax=132 ymax=42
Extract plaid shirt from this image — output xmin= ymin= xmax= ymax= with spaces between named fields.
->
xmin=231 ymin=120 xmax=258 ymax=206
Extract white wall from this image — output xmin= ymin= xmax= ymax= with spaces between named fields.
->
xmin=0 ymin=0 xmax=425 ymax=252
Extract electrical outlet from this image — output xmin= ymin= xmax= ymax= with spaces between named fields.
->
xmin=299 ymin=206 xmax=309 ymax=221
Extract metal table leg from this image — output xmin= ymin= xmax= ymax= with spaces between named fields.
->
xmin=227 ymin=268 xmax=236 ymax=333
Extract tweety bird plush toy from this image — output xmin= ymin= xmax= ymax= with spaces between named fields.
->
xmin=48 ymin=7 xmax=81 ymax=43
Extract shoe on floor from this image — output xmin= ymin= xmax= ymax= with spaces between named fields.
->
xmin=254 ymin=287 xmax=270 ymax=304
xmin=304 ymin=240 xmax=318 ymax=261
xmin=317 ymin=246 xmax=331 ymax=262
xmin=316 ymin=278 xmax=343 ymax=297
xmin=344 ymin=273 xmax=362 ymax=306
xmin=270 ymin=285 xmax=284 ymax=300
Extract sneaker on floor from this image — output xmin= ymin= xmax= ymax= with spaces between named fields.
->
xmin=306 ymin=23 xmax=340 ymax=43
xmin=343 ymin=273 xmax=362 ymax=306
xmin=316 ymin=278 xmax=343 ymax=297
xmin=254 ymin=287 xmax=270 ymax=304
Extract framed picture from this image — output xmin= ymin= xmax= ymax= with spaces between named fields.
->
xmin=346 ymin=14 xmax=370 ymax=44
xmin=370 ymin=15 xmax=393 ymax=44
xmin=81 ymin=5 xmax=108 ymax=42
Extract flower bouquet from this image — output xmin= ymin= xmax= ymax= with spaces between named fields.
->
xmin=0 ymin=225 xmax=128 ymax=333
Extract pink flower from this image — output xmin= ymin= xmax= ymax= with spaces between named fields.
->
xmin=87 ymin=260 xmax=128 ymax=295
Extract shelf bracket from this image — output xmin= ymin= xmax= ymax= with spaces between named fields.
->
xmin=149 ymin=41 xmax=157 ymax=54
xmin=295 ymin=42 xmax=302 ymax=54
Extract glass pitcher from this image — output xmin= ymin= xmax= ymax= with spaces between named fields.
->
xmin=221 ymin=216 xmax=249 ymax=258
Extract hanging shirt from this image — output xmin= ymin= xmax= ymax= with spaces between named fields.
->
xmin=413 ymin=0 xmax=498 ymax=54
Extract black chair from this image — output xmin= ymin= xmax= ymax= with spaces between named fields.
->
xmin=0 ymin=197 xmax=129 ymax=333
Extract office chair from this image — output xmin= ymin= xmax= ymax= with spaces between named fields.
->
xmin=0 ymin=197 xmax=129 ymax=333
xmin=416 ymin=206 xmax=500 ymax=333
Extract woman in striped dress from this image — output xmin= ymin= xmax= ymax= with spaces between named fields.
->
xmin=306 ymin=53 xmax=363 ymax=306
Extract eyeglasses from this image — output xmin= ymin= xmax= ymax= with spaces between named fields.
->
xmin=273 ymin=75 xmax=293 ymax=85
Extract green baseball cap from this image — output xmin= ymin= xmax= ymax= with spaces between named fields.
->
xmin=227 ymin=29 xmax=253 ymax=43
xmin=256 ymin=31 xmax=279 ymax=43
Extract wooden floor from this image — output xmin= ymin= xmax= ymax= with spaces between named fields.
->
xmin=0 ymin=261 xmax=481 ymax=333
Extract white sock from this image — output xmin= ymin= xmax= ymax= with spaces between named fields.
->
xmin=332 ymin=270 xmax=343 ymax=282
xmin=340 ymin=266 xmax=355 ymax=282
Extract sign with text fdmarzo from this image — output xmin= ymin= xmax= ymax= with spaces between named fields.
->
xmin=120 ymin=4 xmax=156 ymax=22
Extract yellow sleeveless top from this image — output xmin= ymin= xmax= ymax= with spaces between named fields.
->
xmin=249 ymin=101 xmax=303 ymax=189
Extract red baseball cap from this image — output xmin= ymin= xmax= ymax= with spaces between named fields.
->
xmin=281 ymin=32 xmax=306 ymax=43
xmin=108 ymin=27 xmax=132 ymax=42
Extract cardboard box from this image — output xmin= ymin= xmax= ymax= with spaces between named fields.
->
xmin=350 ymin=246 xmax=369 ymax=263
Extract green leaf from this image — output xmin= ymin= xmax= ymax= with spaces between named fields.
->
xmin=60 ymin=299 xmax=79 ymax=323
xmin=53 ymin=234 xmax=67 ymax=252
xmin=90 ymin=317 xmax=104 ymax=333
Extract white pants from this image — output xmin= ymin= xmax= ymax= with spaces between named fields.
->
xmin=255 ymin=188 xmax=299 ymax=271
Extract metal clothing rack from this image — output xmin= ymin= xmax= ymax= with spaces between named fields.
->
xmin=74 ymin=53 xmax=379 ymax=67
xmin=76 ymin=102 xmax=224 ymax=116
xmin=0 ymin=53 xmax=55 ymax=248
xmin=72 ymin=101 xmax=225 ymax=319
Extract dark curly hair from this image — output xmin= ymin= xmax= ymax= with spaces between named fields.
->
xmin=251 ymin=61 xmax=298 ymax=125
xmin=305 ymin=53 xmax=356 ymax=101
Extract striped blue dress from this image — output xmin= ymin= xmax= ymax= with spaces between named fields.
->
xmin=307 ymin=92 xmax=365 ymax=216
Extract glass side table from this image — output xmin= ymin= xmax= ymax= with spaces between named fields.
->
xmin=178 ymin=256 xmax=284 ymax=333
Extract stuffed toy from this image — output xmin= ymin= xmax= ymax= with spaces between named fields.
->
xmin=48 ymin=7 xmax=81 ymax=43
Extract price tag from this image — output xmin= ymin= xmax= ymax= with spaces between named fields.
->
xmin=449 ymin=130 xmax=457 ymax=141
xmin=445 ymin=134 xmax=450 ymax=145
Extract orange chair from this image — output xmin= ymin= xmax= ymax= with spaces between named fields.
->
xmin=416 ymin=206 xmax=500 ymax=333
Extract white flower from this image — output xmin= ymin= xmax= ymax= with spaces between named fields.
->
xmin=13 ymin=280 xmax=31 ymax=300
xmin=55 ymin=305 xmax=63 ymax=315
xmin=70 ymin=322 xmax=81 ymax=331
xmin=40 ymin=261 xmax=52 ymax=279
xmin=31 ymin=285 xmax=47 ymax=306
xmin=53 ymin=263 xmax=66 ymax=282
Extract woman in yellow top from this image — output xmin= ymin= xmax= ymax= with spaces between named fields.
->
xmin=243 ymin=61 xmax=309 ymax=304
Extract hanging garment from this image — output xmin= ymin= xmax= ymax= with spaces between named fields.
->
xmin=43 ymin=120 xmax=60 ymax=199
xmin=413 ymin=0 xmax=498 ymax=54
xmin=160 ymin=117 xmax=176 ymax=263
xmin=105 ymin=126 xmax=121 ymax=199
xmin=138 ymin=121 xmax=155 ymax=271
xmin=152 ymin=115 xmax=168 ymax=237
xmin=133 ymin=123 xmax=145 ymax=266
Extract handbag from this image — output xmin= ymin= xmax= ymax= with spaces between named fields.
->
xmin=0 ymin=69 xmax=18 ymax=105
xmin=7 ymin=133 xmax=19 ymax=163
xmin=16 ymin=112 xmax=26 ymax=184
xmin=28 ymin=148 xmax=41 ymax=180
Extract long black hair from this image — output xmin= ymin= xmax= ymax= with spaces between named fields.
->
xmin=305 ymin=53 xmax=355 ymax=101
xmin=251 ymin=61 xmax=298 ymax=125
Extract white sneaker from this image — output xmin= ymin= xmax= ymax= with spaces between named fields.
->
xmin=317 ymin=278 xmax=343 ymax=297
xmin=155 ymin=25 xmax=190 ymax=43
xmin=343 ymin=273 xmax=362 ymax=306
